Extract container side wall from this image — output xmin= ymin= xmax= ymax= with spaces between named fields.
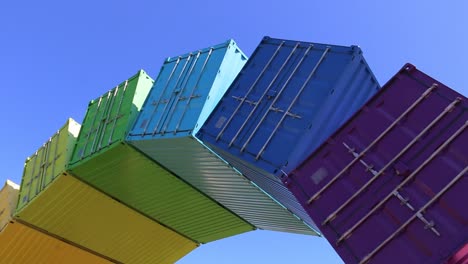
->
xmin=0 ymin=222 xmax=112 ymax=264
xmin=16 ymin=119 xmax=80 ymax=213
xmin=69 ymin=143 xmax=254 ymax=243
xmin=283 ymin=64 xmax=468 ymax=264
xmin=15 ymin=174 xmax=197 ymax=264
xmin=202 ymin=141 xmax=319 ymax=232
xmin=129 ymin=137 xmax=318 ymax=235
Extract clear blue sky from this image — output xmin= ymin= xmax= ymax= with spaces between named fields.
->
xmin=1 ymin=1 xmax=467 ymax=263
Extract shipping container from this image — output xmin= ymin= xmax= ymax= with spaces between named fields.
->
xmin=196 ymin=36 xmax=380 ymax=231
xmin=1 ymin=180 xmax=112 ymax=264
xmin=70 ymin=70 xmax=153 ymax=163
xmin=281 ymin=64 xmax=468 ymax=264
xmin=130 ymin=39 xmax=247 ymax=138
xmin=446 ymin=243 xmax=468 ymax=264
xmin=16 ymin=118 xmax=197 ymax=264
xmin=17 ymin=118 xmax=81 ymax=212
xmin=127 ymin=40 xmax=317 ymax=235
xmin=1 ymin=180 xmax=19 ymax=231
xmin=69 ymin=69 xmax=253 ymax=243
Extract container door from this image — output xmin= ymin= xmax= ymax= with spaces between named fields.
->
xmin=215 ymin=42 xmax=335 ymax=169
xmin=98 ymin=80 xmax=135 ymax=146
xmin=17 ymin=123 xmax=70 ymax=212
xmin=286 ymin=64 xmax=468 ymax=264
xmin=143 ymin=49 xmax=226 ymax=137
xmin=17 ymin=148 xmax=41 ymax=211
xmin=74 ymin=92 xmax=111 ymax=160
xmin=74 ymin=81 xmax=131 ymax=160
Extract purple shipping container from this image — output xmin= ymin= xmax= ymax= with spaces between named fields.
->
xmin=281 ymin=63 xmax=467 ymax=264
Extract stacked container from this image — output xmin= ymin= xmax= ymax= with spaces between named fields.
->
xmin=196 ymin=37 xmax=381 ymax=231
xmin=15 ymin=118 xmax=197 ymax=264
xmin=0 ymin=180 xmax=112 ymax=264
xmin=68 ymin=67 xmax=254 ymax=244
xmin=447 ymin=243 xmax=468 ymax=264
xmin=128 ymin=39 xmax=316 ymax=235
xmin=281 ymin=64 xmax=468 ymax=264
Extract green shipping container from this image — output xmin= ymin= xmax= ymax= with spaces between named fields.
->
xmin=71 ymin=70 xmax=153 ymax=159
xmin=69 ymin=70 xmax=253 ymax=243
xmin=17 ymin=118 xmax=81 ymax=213
xmin=16 ymin=118 xmax=196 ymax=264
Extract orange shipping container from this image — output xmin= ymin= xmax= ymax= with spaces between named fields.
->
xmin=0 ymin=180 xmax=112 ymax=264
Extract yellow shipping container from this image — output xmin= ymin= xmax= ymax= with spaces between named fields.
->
xmin=0 ymin=180 xmax=111 ymax=264
xmin=14 ymin=118 xmax=197 ymax=263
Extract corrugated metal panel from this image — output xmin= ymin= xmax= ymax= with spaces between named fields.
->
xmin=15 ymin=174 xmax=197 ymax=264
xmin=282 ymin=64 xmax=468 ymax=264
xmin=129 ymin=39 xmax=247 ymax=138
xmin=70 ymin=70 xmax=154 ymax=166
xmin=129 ymin=137 xmax=318 ymax=235
xmin=197 ymin=36 xmax=380 ymax=177
xmin=70 ymin=143 xmax=254 ymax=243
xmin=17 ymin=118 xmax=80 ymax=213
xmin=127 ymin=39 xmax=317 ymax=235
xmin=15 ymin=118 xmax=196 ymax=263
xmin=69 ymin=67 xmax=253 ymax=243
xmin=197 ymin=37 xmax=380 ymax=232
xmin=0 ymin=222 xmax=112 ymax=264
xmin=208 ymin=144 xmax=319 ymax=232
xmin=1 ymin=180 xmax=111 ymax=264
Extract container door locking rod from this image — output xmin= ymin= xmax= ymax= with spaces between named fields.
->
xmin=253 ymin=46 xmax=329 ymax=160
xmin=174 ymin=48 xmax=214 ymax=133
xmin=97 ymin=85 xmax=119 ymax=150
xmin=152 ymin=54 xmax=193 ymax=136
xmin=38 ymin=136 xmax=52 ymax=192
xmin=26 ymin=149 xmax=40 ymax=203
xmin=241 ymin=44 xmax=314 ymax=154
xmin=161 ymin=51 xmax=202 ymax=135
xmin=338 ymin=143 xmax=440 ymax=237
xmin=142 ymin=57 xmax=181 ymax=135
xmin=81 ymin=96 xmax=102 ymax=159
xmin=359 ymin=164 xmax=468 ymax=264
xmin=322 ymin=97 xmax=460 ymax=226
xmin=215 ymin=41 xmax=285 ymax=141
xmin=307 ymin=84 xmax=438 ymax=204
xmin=90 ymin=90 xmax=112 ymax=153
xmin=228 ymin=43 xmax=301 ymax=148
xmin=338 ymin=120 xmax=467 ymax=250
xmin=107 ymin=80 xmax=128 ymax=146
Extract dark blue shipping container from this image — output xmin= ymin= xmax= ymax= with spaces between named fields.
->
xmin=197 ymin=37 xmax=380 ymax=178
xmin=196 ymin=37 xmax=380 ymax=230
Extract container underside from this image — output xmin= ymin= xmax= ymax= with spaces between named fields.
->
xmin=15 ymin=173 xmax=196 ymax=264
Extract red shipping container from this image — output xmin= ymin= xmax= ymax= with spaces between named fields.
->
xmin=446 ymin=243 xmax=468 ymax=264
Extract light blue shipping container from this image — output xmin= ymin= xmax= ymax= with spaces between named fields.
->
xmin=196 ymin=37 xmax=381 ymax=232
xmin=128 ymin=39 xmax=318 ymax=235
